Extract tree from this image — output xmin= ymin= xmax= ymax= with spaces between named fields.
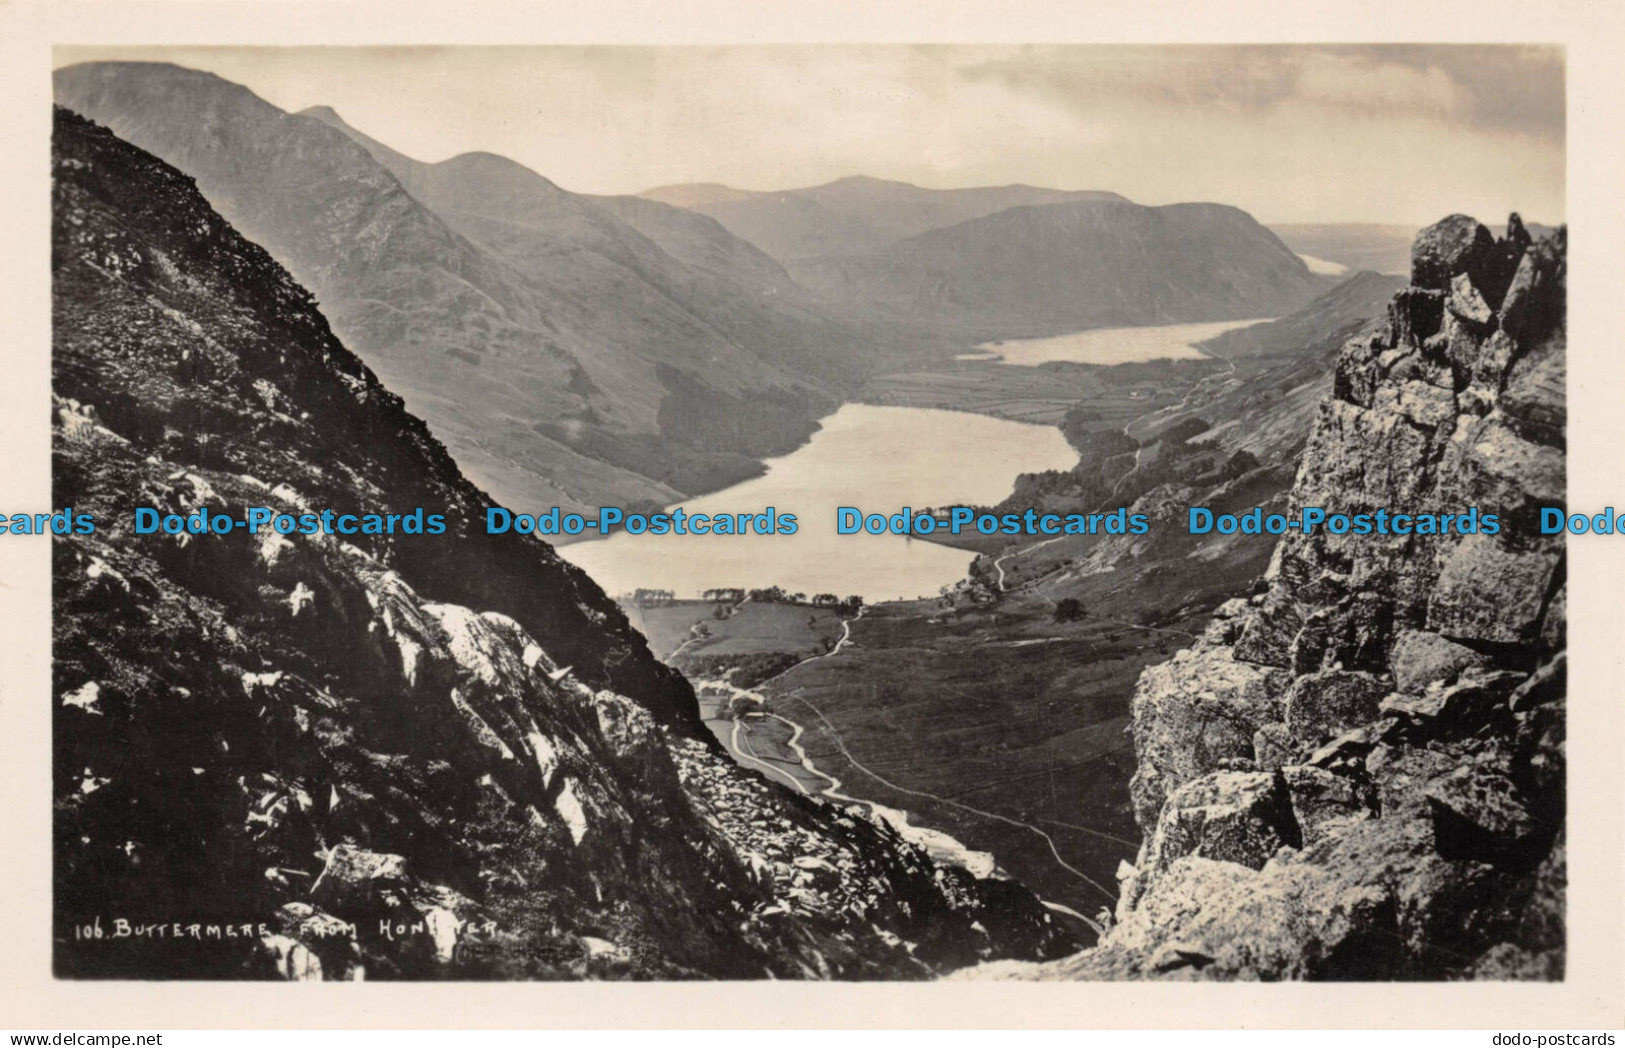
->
xmin=1053 ymin=597 xmax=1084 ymax=623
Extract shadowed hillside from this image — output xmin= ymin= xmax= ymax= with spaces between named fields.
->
xmin=51 ymin=107 xmax=1077 ymax=981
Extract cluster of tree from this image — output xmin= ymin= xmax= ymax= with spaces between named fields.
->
xmin=734 ymin=586 xmax=864 ymax=614
xmin=630 ymin=588 xmax=676 ymax=607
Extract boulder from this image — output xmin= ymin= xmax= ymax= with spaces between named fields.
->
xmin=1285 ymin=670 xmax=1389 ymax=746
xmin=1426 ymin=767 xmax=1538 ymax=861
xmin=310 ymin=844 xmax=410 ymax=912
xmin=1143 ymin=771 xmax=1300 ymax=875
xmin=1447 ymin=271 xmax=1495 ymax=327
xmin=1389 ymin=287 xmax=1447 ymax=347
xmin=1498 ymin=333 xmax=1566 ymax=449
xmin=1411 ymin=214 xmax=1498 ymax=293
xmin=1509 ymin=652 xmax=1565 ymax=713
xmin=1366 ymin=743 xmax=1458 ymax=819
xmin=1307 ymin=718 xmax=1397 ymax=773
xmin=1389 ymin=630 xmax=1490 ymax=693
xmin=1282 ymin=765 xmax=1367 ymax=843
xmin=1428 ymin=535 xmax=1561 ymax=646
xmin=1252 ymin=722 xmax=1296 ymax=772
xmin=1127 ymin=647 xmax=1287 ymax=831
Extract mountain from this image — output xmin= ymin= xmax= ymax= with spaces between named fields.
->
xmin=1197 ymin=270 xmax=1406 ymax=361
xmin=53 ymin=62 xmax=873 ymax=517
xmin=791 ymin=201 xmax=1330 ymax=340
xmin=975 ymin=215 xmax=1567 ymax=980
xmin=51 ymin=107 xmax=1077 ymax=980
xmin=640 ymin=182 xmax=762 ymax=209
xmin=642 ymin=176 xmax=1130 ymax=262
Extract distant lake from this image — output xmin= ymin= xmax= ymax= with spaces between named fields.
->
xmin=974 ymin=317 xmax=1269 ymax=366
xmin=560 ymin=403 xmax=1078 ymax=602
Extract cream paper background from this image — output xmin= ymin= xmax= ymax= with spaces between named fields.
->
xmin=1 ymin=0 xmax=1619 ymax=1029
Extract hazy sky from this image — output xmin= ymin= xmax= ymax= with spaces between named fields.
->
xmin=54 ymin=45 xmax=1564 ymax=225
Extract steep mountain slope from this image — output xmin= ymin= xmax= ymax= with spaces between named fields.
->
xmin=51 ymin=108 xmax=1074 ymax=980
xmin=53 ymin=62 xmax=868 ymax=516
xmin=587 ymin=193 xmax=806 ymax=298
xmin=642 ymin=176 xmax=1129 ymax=262
xmin=302 ymin=106 xmax=868 ymax=388
xmin=975 ymin=215 xmax=1566 ymax=980
xmin=1198 ymin=271 xmax=1406 ymax=361
xmin=791 ymin=201 xmax=1329 ymax=340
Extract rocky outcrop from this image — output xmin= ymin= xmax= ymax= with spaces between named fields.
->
xmin=975 ymin=214 xmax=1565 ymax=981
xmin=51 ymin=108 xmax=1074 ymax=980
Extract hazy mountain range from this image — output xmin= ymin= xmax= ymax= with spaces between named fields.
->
xmin=788 ymin=200 xmax=1328 ymax=338
xmin=641 ymin=177 xmax=1130 ymax=261
xmin=55 ymin=60 xmax=1336 ymax=518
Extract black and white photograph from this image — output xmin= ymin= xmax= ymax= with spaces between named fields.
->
xmin=5 ymin=0 xmax=1623 ymax=1033
xmin=42 ymin=40 xmax=1572 ymax=983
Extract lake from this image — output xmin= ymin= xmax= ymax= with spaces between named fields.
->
xmin=975 ymin=317 xmax=1268 ymax=366
xmin=560 ymin=403 xmax=1078 ymax=602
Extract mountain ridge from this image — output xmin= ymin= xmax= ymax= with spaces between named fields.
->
xmin=641 ymin=175 xmax=1131 ymax=262
xmin=51 ymin=105 xmax=1075 ymax=981
xmin=54 ymin=62 xmax=872 ymax=518
xmin=790 ymin=198 xmax=1329 ymax=339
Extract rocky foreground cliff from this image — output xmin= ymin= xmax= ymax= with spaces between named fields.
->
xmin=51 ymin=107 xmax=1076 ymax=980
xmin=972 ymin=214 xmax=1566 ymax=980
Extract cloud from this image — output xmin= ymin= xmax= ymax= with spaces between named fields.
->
xmin=52 ymin=44 xmax=1564 ymax=224
xmin=958 ymin=45 xmax=1563 ymax=143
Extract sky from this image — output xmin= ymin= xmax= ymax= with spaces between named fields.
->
xmin=53 ymin=45 xmax=1565 ymax=225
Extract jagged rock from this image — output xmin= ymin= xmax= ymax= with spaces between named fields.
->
xmin=1389 ymin=287 xmax=1447 ymax=347
xmin=256 ymin=934 xmax=325 ymax=981
xmin=1281 ymin=765 xmax=1366 ymax=843
xmin=1513 ymin=695 xmax=1565 ymax=805
xmin=310 ymin=845 xmax=410 ymax=912
xmin=1411 ymin=214 xmax=1498 ymax=294
xmin=1314 ymin=592 xmax=1397 ymax=673
xmin=1364 ymin=742 xmax=1454 ymax=820
xmin=1252 ymin=723 xmax=1295 ymax=772
xmin=1143 ymin=771 xmax=1300 ymax=876
xmin=1040 ymin=217 xmax=1567 ymax=983
xmin=1509 ymin=653 xmax=1565 ymax=713
xmin=1539 ymin=581 xmax=1565 ymax=655
xmin=1428 ymin=535 xmax=1561 ymax=646
xmin=1497 ymin=246 xmax=1542 ymax=339
xmin=1389 ymin=630 xmax=1489 ymax=693
xmin=1333 ymin=335 xmax=1383 ymax=407
xmin=1307 ymin=718 xmax=1397 ymax=772
xmin=1200 ymin=598 xmax=1253 ymax=645
xmin=1498 ymin=332 xmax=1566 ymax=448
xmin=1378 ymin=671 xmax=1523 ymax=731
xmin=1284 ymin=670 xmax=1389 ymax=746
xmin=1127 ymin=647 xmax=1288 ymax=830
xmin=1447 ymin=272 xmax=1495 ymax=327
xmin=1426 ymin=767 xmax=1538 ymax=861
xmin=1439 ymin=415 xmax=1564 ymax=526
xmin=1378 ymin=380 xmax=1456 ymax=429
